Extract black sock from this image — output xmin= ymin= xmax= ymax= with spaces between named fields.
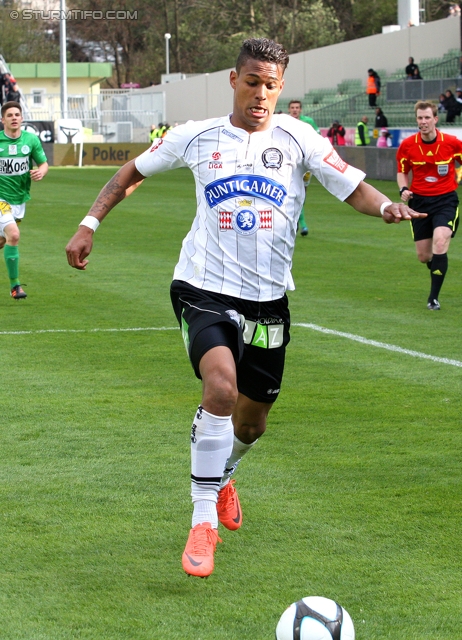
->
xmin=429 ymin=253 xmax=448 ymax=302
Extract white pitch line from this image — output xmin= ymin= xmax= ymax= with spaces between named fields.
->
xmin=294 ymin=322 xmax=462 ymax=368
xmin=2 ymin=323 xmax=461 ymax=368
xmin=0 ymin=326 xmax=179 ymax=336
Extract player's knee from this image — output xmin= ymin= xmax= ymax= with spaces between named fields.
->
xmin=249 ymin=417 xmax=267 ymax=438
xmin=201 ymin=361 xmax=238 ymax=415
xmin=202 ymin=378 xmax=238 ymax=416
xmin=417 ymin=254 xmax=430 ymax=263
xmin=416 ymin=248 xmax=431 ymax=263
xmin=433 ymin=240 xmax=449 ymax=255
xmin=4 ymin=224 xmax=20 ymax=244
xmin=236 ymin=415 xmax=267 ymax=441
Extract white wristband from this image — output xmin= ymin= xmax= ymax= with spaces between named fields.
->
xmin=380 ymin=201 xmax=392 ymax=217
xmin=79 ymin=215 xmax=100 ymax=231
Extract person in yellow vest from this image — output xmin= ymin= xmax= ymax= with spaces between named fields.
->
xmin=355 ymin=116 xmax=370 ymax=146
xmin=149 ymin=124 xmax=161 ymax=142
xmin=160 ymin=123 xmax=173 ymax=138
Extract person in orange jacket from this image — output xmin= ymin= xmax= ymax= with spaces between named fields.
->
xmin=366 ymin=69 xmax=381 ymax=107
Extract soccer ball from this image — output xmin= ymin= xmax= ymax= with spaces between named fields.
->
xmin=275 ymin=596 xmax=355 ymax=640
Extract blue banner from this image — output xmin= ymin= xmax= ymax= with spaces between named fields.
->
xmin=205 ymin=174 xmax=287 ymax=208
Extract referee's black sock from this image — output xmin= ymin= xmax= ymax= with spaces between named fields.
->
xmin=428 ymin=253 xmax=448 ymax=302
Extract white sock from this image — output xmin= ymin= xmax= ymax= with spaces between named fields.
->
xmin=190 ymin=405 xmax=234 ymax=528
xmin=192 ymin=500 xmax=218 ymax=528
xmin=220 ymin=435 xmax=258 ymax=488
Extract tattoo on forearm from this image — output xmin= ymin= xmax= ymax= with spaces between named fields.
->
xmin=90 ymin=174 xmax=126 ymax=216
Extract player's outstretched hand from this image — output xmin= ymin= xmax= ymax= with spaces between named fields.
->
xmin=381 ymin=203 xmax=427 ymax=224
xmin=66 ymin=227 xmax=94 ymax=270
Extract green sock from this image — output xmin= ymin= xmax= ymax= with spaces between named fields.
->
xmin=4 ymin=244 xmax=20 ymax=287
xmin=299 ymin=209 xmax=307 ymax=229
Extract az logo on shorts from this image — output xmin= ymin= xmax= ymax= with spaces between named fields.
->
xmin=243 ymin=320 xmax=284 ymax=349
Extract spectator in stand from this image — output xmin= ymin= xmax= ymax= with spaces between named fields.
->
xmin=377 ymin=128 xmax=392 ymax=148
xmin=447 ymin=3 xmax=461 ymax=17
xmin=327 ymin=120 xmax=346 ymax=146
xmin=0 ymin=75 xmax=5 ymax=106
xmin=411 ymin=68 xmax=423 ymax=80
xmin=366 ymin=69 xmax=381 ymax=107
xmin=0 ymin=73 xmax=17 ymax=105
xmin=405 ymin=57 xmax=419 ymax=79
xmin=456 ymin=88 xmax=462 ymax=105
xmin=5 ymin=82 xmax=20 ymax=103
xmin=438 ymin=93 xmax=447 ymax=113
xmin=442 ymin=89 xmax=460 ymax=123
xmin=375 ymin=108 xmax=388 ymax=128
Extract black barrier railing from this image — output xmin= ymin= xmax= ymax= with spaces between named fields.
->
xmin=386 ymin=78 xmax=460 ymax=102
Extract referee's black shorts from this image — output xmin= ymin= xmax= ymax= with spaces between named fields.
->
xmin=170 ymin=280 xmax=291 ymax=403
xmin=409 ymin=192 xmax=459 ymax=241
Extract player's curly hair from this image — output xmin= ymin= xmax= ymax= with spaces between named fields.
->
xmin=236 ymin=38 xmax=289 ymax=74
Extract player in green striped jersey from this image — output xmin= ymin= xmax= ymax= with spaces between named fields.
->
xmin=0 ymin=101 xmax=48 ymax=299
xmin=288 ymin=100 xmax=320 ymax=237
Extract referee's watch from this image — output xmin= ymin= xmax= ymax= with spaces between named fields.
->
xmin=399 ymin=186 xmax=410 ymax=196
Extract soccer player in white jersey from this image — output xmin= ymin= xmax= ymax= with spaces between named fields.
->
xmin=66 ymin=38 xmax=426 ymax=578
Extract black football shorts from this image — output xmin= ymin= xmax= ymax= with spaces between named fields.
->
xmin=170 ymin=280 xmax=291 ymax=403
xmin=409 ymin=192 xmax=459 ymax=241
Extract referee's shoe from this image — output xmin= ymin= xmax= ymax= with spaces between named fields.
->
xmin=427 ymin=299 xmax=440 ymax=311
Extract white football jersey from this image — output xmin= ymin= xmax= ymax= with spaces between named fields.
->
xmin=135 ymin=113 xmax=365 ymax=301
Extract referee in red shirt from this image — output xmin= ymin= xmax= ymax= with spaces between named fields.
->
xmin=397 ymin=101 xmax=462 ymax=310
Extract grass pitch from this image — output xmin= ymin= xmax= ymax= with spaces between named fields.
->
xmin=1 ymin=167 xmax=461 ymax=639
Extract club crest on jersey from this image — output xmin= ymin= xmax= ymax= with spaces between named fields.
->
xmin=232 ymin=205 xmax=260 ymax=235
xmin=205 ymin=174 xmax=287 ymax=208
xmin=21 ymin=145 xmax=30 ymax=154
xmin=437 ymin=164 xmax=449 ymax=176
xmin=219 ymin=199 xmax=272 ymax=233
xmin=262 ymin=148 xmax=283 ymax=169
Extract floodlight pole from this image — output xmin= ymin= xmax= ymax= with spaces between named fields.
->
xmin=60 ymin=0 xmax=68 ymax=118
xmin=165 ymin=33 xmax=171 ymax=76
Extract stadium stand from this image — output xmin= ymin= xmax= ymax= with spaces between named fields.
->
xmin=278 ymin=50 xmax=461 ymax=128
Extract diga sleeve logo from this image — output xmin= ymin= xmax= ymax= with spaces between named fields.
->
xmin=322 ymin=149 xmax=348 ymax=173
xmin=150 ymin=139 xmax=164 ymax=153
